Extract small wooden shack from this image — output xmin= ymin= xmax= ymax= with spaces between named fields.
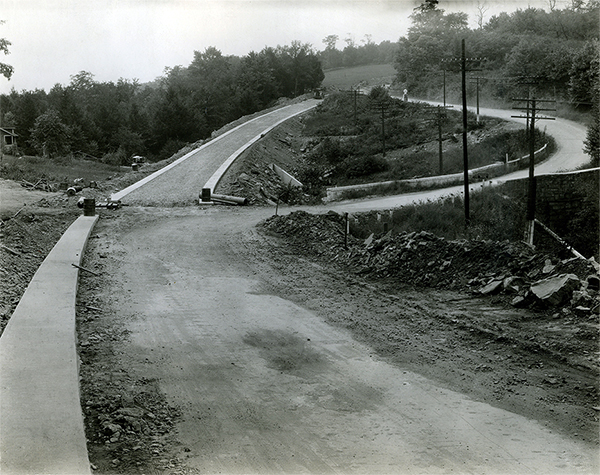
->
xmin=0 ymin=126 xmax=18 ymax=151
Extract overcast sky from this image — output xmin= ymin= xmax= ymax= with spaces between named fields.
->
xmin=1 ymin=0 xmax=554 ymax=93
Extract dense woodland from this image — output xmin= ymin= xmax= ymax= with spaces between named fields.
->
xmin=394 ymin=0 xmax=599 ymax=106
xmin=0 ymin=43 xmax=324 ymax=162
xmin=0 ymin=0 xmax=598 ymax=165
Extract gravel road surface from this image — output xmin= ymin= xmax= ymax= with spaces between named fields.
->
xmin=79 ymin=207 xmax=598 ymax=474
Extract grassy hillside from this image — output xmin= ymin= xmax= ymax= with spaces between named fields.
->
xmin=322 ymin=64 xmax=396 ymax=90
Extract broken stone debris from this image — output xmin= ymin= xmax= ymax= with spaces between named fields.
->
xmin=260 ymin=210 xmax=599 ymax=315
xmin=530 ymin=274 xmax=581 ymax=307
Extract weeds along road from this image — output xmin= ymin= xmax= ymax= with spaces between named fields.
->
xmin=331 ymin=99 xmax=592 ymax=214
xmin=78 ymin=103 xmax=598 ymax=473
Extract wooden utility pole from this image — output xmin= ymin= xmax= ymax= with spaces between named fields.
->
xmin=425 ymin=104 xmax=452 ymax=174
xmin=469 ymin=77 xmax=483 ymax=122
xmin=443 ymin=40 xmax=484 ymax=227
xmin=512 ymin=96 xmax=555 ymax=246
xmin=371 ymin=100 xmax=390 ymax=157
xmin=461 ymin=40 xmax=469 ymax=226
xmin=378 ymin=101 xmax=390 ymax=157
xmin=346 ymin=88 xmax=360 ymax=127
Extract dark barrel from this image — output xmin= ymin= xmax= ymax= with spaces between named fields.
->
xmin=83 ymin=198 xmax=95 ymax=216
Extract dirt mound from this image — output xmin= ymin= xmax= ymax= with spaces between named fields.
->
xmin=0 ymin=209 xmax=80 ymax=335
xmin=216 ymin=116 xmax=314 ymax=205
xmin=263 ymin=211 xmax=595 ymax=298
xmin=261 ymin=209 xmax=599 ymax=321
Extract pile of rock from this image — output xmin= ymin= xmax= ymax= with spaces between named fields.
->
xmin=261 ymin=211 xmax=599 ymax=315
xmin=225 ymin=165 xmax=285 ymax=206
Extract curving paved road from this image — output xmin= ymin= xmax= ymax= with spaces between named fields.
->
xmin=81 ymin=101 xmax=599 ymax=473
xmin=113 ymin=100 xmax=319 ymax=206
xmin=321 ymin=101 xmax=591 ymax=214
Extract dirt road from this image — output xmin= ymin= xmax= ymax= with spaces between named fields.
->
xmin=78 ymin=207 xmax=598 ymax=474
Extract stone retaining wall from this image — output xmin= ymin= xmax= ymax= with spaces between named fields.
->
xmin=500 ymin=168 xmax=599 ymax=234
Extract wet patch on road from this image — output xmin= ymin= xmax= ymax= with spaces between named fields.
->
xmin=242 ymin=329 xmax=326 ymax=373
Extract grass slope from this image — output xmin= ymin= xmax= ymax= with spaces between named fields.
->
xmin=322 ymin=64 xmax=396 ymax=90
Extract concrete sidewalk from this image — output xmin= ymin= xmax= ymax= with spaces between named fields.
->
xmin=0 ymin=215 xmax=98 ymax=475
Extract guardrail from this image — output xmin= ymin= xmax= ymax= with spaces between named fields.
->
xmin=325 ymin=144 xmax=548 ymax=202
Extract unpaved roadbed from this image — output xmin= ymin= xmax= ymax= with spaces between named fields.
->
xmin=75 ymin=207 xmax=598 ymax=473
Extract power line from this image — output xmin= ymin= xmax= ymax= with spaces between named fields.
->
xmin=512 ymin=96 xmax=556 ymax=246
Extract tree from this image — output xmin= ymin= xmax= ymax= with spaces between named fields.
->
xmin=0 ymin=20 xmax=13 ymax=80
xmin=235 ymin=51 xmax=279 ymax=114
xmin=188 ymin=46 xmax=236 ymax=129
xmin=322 ymin=35 xmax=339 ymax=50
xmin=584 ymin=104 xmax=599 ymax=166
xmin=30 ymin=109 xmax=73 ymax=158
xmin=569 ymin=39 xmax=600 ymax=105
xmin=269 ymin=42 xmax=324 ymax=97
xmin=475 ymin=0 xmax=489 ymax=29
xmin=414 ymin=0 xmax=439 ymax=13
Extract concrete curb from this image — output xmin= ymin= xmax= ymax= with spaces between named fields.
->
xmin=203 ymin=103 xmax=318 ymax=192
xmin=0 ymin=215 xmax=98 ymax=475
xmin=111 ymin=102 xmax=317 ymax=202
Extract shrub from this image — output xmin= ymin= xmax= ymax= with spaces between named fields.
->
xmin=101 ymin=148 xmax=127 ymax=166
xmin=345 ymin=155 xmax=389 ymax=178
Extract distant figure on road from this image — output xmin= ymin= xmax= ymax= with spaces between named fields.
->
xmin=403 ymin=89 xmax=408 ymax=102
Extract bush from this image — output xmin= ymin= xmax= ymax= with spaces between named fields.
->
xmin=345 ymin=155 xmax=389 ymax=178
xmin=297 ymin=167 xmax=326 ymax=198
xmin=101 ymin=148 xmax=127 ymax=166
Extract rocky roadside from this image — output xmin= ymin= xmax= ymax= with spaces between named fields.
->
xmin=260 ymin=210 xmax=600 ymax=373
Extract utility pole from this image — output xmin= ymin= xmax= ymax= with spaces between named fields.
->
xmin=461 ymin=40 xmax=469 ymax=226
xmin=442 ymin=40 xmax=483 ymax=227
xmin=371 ymin=99 xmax=390 ymax=157
xmin=425 ymin=104 xmax=452 ymax=174
xmin=469 ymin=76 xmax=483 ymax=122
xmin=443 ymin=68 xmax=446 ymax=108
xmin=346 ymin=88 xmax=360 ymax=127
xmin=381 ymin=103 xmax=386 ymax=157
xmin=512 ymin=96 xmax=555 ymax=246
xmin=376 ymin=101 xmax=390 ymax=157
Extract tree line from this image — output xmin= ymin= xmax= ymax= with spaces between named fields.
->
xmin=0 ymin=42 xmax=324 ymax=163
xmin=395 ymin=0 xmax=599 ymax=165
xmin=319 ymin=34 xmax=397 ymax=70
xmin=395 ymin=0 xmax=598 ymax=107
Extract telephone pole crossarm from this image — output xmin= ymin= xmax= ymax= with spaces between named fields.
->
xmin=511 ymin=96 xmax=556 ymax=245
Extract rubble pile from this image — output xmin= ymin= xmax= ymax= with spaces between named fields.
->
xmin=80 ymin=370 xmax=181 ymax=471
xmin=225 ymin=164 xmax=291 ymax=206
xmin=261 ymin=211 xmax=600 ymax=314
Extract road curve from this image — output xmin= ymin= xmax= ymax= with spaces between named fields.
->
xmin=320 ymin=101 xmax=590 ymax=214
xmin=115 ymin=100 xmax=319 ymax=206
xmin=87 ymin=101 xmax=598 ymax=473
